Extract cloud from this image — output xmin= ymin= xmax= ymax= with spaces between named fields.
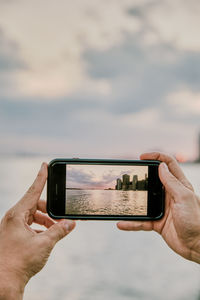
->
xmin=167 ymin=89 xmax=200 ymax=117
xmin=84 ymin=37 xmax=200 ymax=115
xmin=0 ymin=0 xmax=140 ymax=98
xmin=144 ymin=0 xmax=200 ymax=51
xmin=66 ymin=165 xmax=147 ymax=189
xmin=0 ymin=0 xmax=200 ymax=100
xmin=1 ymin=96 xmax=198 ymax=160
xmin=67 ymin=168 xmax=95 ymax=186
xmin=0 ymin=0 xmax=200 ymax=159
xmin=0 ymin=29 xmax=25 ymax=70
xmin=0 ymin=29 xmax=27 ymax=97
xmin=0 ymin=0 xmax=200 ymax=102
xmin=67 ymin=167 xmax=112 ymax=189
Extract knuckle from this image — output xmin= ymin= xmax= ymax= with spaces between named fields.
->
xmin=181 ymin=189 xmax=192 ymax=201
xmin=56 ymin=225 xmax=66 ymax=239
xmin=167 ymin=175 xmax=176 ymax=187
xmin=159 ymin=152 xmax=176 ymax=164
xmin=47 ymin=224 xmax=66 ymax=245
xmin=41 ymin=235 xmax=53 ymax=247
xmin=4 ymin=208 xmax=16 ymax=222
xmin=187 ymin=182 xmax=194 ymax=192
xmin=137 ymin=222 xmax=144 ymax=230
xmin=27 ymin=183 xmax=39 ymax=196
xmin=127 ymin=222 xmax=140 ymax=230
xmin=37 ymin=170 xmax=43 ymax=179
xmin=167 ymin=154 xmax=176 ymax=163
xmin=27 ymin=184 xmax=35 ymax=194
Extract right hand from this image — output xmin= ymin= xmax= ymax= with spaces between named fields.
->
xmin=117 ymin=152 xmax=200 ymax=264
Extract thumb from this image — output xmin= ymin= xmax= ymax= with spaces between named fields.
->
xmin=159 ymin=162 xmax=185 ymax=200
xmin=17 ymin=162 xmax=48 ymax=212
xmin=44 ymin=220 xmax=76 ymax=245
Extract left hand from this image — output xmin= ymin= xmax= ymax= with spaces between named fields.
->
xmin=0 ymin=163 xmax=75 ymax=299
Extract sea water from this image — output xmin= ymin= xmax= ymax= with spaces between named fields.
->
xmin=66 ymin=190 xmax=147 ymax=215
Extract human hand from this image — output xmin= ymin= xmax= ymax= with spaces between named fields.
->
xmin=117 ymin=152 xmax=200 ymax=264
xmin=0 ymin=163 xmax=75 ymax=299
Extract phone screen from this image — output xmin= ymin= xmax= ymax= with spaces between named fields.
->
xmin=47 ymin=159 xmax=164 ymax=220
xmin=65 ymin=164 xmax=148 ymax=216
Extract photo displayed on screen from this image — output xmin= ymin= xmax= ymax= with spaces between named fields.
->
xmin=65 ymin=165 xmax=148 ymax=216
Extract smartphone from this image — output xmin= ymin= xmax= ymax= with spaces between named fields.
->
xmin=47 ymin=158 xmax=165 ymax=220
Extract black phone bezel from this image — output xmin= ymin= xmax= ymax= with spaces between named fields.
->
xmin=47 ymin=158 xmax=165 ymax=220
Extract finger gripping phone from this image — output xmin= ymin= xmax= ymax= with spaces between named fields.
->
xmin=47 ymin=158 xmax=164 ymax=220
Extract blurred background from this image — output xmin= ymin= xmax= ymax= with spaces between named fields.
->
xmin=0 ymin=0 xmax=200 ymax=299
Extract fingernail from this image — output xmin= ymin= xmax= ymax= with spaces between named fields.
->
xmin=40 ymin=162 xmax=45 ymax=171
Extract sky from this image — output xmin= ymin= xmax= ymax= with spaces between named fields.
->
xmin=66 ymin=164 xmax=148 ymax=189
xmin=0 ymin=0 xmax=200 ymax=160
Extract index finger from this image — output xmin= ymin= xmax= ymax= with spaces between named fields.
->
xmin=117 ymin=221 xmax=154 ymax=231
xmin=140 ymin=152 xmax=193 ymax=191
xmin=37 ymin=199 xmax=47 ymax=213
